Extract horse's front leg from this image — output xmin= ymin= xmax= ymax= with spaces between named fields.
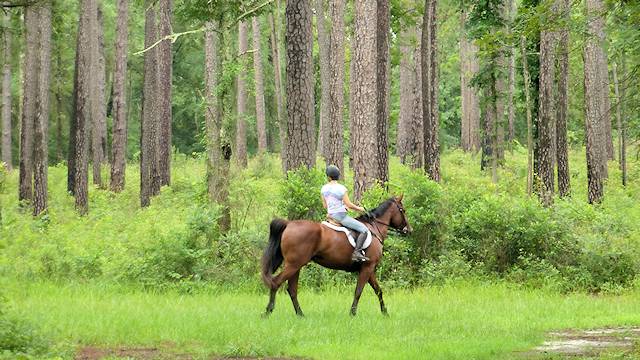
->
xmin=350 ymin=267 xmax=373 ymax=316
xmin=368 ymin=273 xmax=387 ymax=315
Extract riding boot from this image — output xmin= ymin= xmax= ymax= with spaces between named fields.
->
xmin=352 ymin=232 xmax=370 ymax=262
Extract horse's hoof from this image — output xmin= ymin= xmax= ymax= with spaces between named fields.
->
xmin=296 ymin=312 xmax=305 ymax=318
xmin=262 ymin=311 xmax=272 ymax=318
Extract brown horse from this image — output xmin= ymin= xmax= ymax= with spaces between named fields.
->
xmin=261 ymin=195 xmax=412 ymax=316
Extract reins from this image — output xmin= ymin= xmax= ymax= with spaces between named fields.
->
xmin=363 ymin=200 xmax=409 ymax=244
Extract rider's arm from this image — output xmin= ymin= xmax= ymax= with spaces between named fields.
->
xmin=321 ymin=195 xmax=327 ymax=209
xmin=343 ymin=193 xmax=365 ymax=212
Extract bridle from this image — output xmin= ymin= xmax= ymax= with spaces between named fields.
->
xmin=365 ymin=200 xmax=411 ymax=244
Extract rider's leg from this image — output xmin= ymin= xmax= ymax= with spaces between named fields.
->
xmin=339 ymin=215 xmax=370 ymax=262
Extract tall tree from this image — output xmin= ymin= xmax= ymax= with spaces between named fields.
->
xmin=375 ymin=0 xmax=390 ymax=184
xmin=537 ymin=3 xmax=557 ymax=206
xmin=33 ymin=1 xmax=52 ymax=216
xmin=284 ymin=0 xmax=315 ymax=172
xmin=140 ymin=0 xmax=160 ymax=207
xmin=268 ymin=12 xmax=286 ymax=168
xmin=91 ymin=4 xmax=107 ymax=188
xmin=236 ymin=20 xmax=248 ymax=167
xmin=460 ymin=8 xmax=480 ymax=153
xmin=507 ymin=0 xmax=516 ymax=143
xmin=325 ymin=0 xmax=345 ymax=173
xmin=612 ymin=60 xmax=625 ymax=187
xmin=70 ymin=0 xmax=95 ymax=213
xmin=252 ymin=16 xmax=267 ymax=153
xmin=110 ymin=0 xmax=129 ymax=192
xmin=315 ymin=0 xmax=330 ymax=159
xmin=583 ymin=0 xmax=606 ymax=204
xmin=157 ymin=0 xmax=172 ymax=185
xmin=398 ymin=27 xmax=423 ymax=168
xmin=1 ymin=7 xmax=11 ymax=170
xmin=556 ymin=0 xmax=570 ymax=197
xmin=422 ymin=0 xmax=440 ymax=182
xmin=205 ymin=21 xmax=231 ymax=232
xmin=350 ymin=0 xmax=376 ymax=199
xmin=521 ymin=36 xmax=534 ymax=196
xmin=19 ymin=5 xmax=38 ymax=202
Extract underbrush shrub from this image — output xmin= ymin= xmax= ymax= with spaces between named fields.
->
xmin=0 ymin=296 xmax=69 ymax=359
xmin=449 ymin=194 xmax=579 ymax=274
xmin=504 ymin=257 xmax=565 ymax=291
xmin=561 ymin=251 xmax=638 ymax=293
xmin=376 ymin=236 xmax=415 ymax=287
xmin=279 ymin=167 xmax=325 ymax=221
xmin=418 ymin=250 xmax=476 ymax=286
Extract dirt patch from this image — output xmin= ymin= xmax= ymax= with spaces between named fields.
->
xmin=76 ymin=346 xmax=192 ymax=360
xmin=526 ymin=327 xmax=640 ymax=358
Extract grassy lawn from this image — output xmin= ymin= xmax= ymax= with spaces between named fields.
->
xmin=4 ymin=280 xmax=640 ymax=359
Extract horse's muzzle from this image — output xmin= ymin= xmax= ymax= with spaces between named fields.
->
xmin=401 ymin=226 xmax=412 ymax=236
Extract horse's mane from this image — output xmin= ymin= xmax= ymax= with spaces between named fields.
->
xmin=356 ymin=197 xmax=396 ymax=222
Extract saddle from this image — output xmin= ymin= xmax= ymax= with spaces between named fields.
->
xmin=321 ymin=218 xmax=373 ymax=250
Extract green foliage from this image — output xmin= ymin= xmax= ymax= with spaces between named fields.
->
xmin=278 ymin=166 xmax=325 ymax=221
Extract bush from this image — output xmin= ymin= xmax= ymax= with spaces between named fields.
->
xmin=418 ymin=250 xmax=476 ymax=286
xmin=278 ymin=167 xmax=325 ymax=221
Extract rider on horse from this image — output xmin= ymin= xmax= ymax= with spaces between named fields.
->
xmin=321 ymin=165 xmax=370 ymax=263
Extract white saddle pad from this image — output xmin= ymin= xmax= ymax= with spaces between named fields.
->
xmin=321 ymin=221 xmax=372 ymax=249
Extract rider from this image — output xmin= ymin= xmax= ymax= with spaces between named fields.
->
xmin=321 ymin=165 xmax=370 ymax=263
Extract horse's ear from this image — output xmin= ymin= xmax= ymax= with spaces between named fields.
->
xmin=397 ymin=193 xmax=404 ymax=202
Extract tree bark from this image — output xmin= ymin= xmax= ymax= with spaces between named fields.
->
xmin=315 ymin=0 xmax=330 ymax=159
xmin=374 ymin=0 xmax=390 ymax=184
xmin=236 ymin=20 xmax=248 ymax=167
xmin=284 ymin=0 xmax=316 ymax=172
xmin=110 ymin=0 xmax=128 ymax=192
xmin=556 ymin=0 xmax=570 ymax=198
xmin=157 ymin=0 xmax=172 ymax=185
xmin=583 ymin=0 xmax=605 ymax=204
xmin=33 ymin=1 xmax=51 ymax=216
xmin=268 ymin=13 xmax=286 ymax=170
xmin=71 ymin=0 xmax=95 ymax=214
xmin=252 ymin=16 xmax=268 ymax=153
xmin=350 ymin=0 xmax=376 ymax=200
xmin=398 ymin=41 xmax=411 ymax=162
xmin=537 ymin=25 xmax=556 ymax=206
xmin=460 ymin=9 xmax=480 ymax=153
xmin=91 ymin=4 xmax=107 ymax=188
xmin=140 ymin=0 xmax=160 ymax=207
xmin=422 ymin=0 xmax=440 ymax=182
xmin=205 ymin=21 xmax=231 ymax=232
xmin=398 ymin=27 xmax=423 ymax=168
xmin=507 ymin=0 xmax=516 ymax=144
xmin=326 ymin=0 xmax=345 ymax=174
xmin=1 ymin=7 xmax=11 ymax=170
xmin=19 ymin=5 xmax=38 ymax=202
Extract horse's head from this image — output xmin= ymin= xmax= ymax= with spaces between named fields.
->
xmin=391 ymin=194 xmax=412 ymax=236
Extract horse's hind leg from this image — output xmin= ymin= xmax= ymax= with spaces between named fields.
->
xmin=287 ymin=270 xmax=304 ymax=316
xmin=264 ymin=263 xmax=302 ymax=315
xmin=368 ymin=273 xmax=387 ymax=315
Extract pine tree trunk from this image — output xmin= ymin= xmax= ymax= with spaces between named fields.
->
xmin=556 ymin=0 xmax=570 ymax=198
xmin=350 ymin=0 xmax=377 ymax=199
xmin=507 ymin=0 xmax=516 ymax=144
xmin=584 ymin=0 xmax=605 ymax=204
xmin=33 ymin=2 xmax=51 ymax=216
xmin=110 ymin=0 xmax=128 ymax=192
xmin=315 ymin=0 xmax=330 ymax=159
xmin=140 ymin=0 xmax=160 ymax=207
xmin=410 ymin=40 xmax=424 ymax=169
xmin=236 ymin=21 xmax=248 ymax=167
xmin=205 ymin=21 xmax=231 ymax=232
xmin=157 ymin=0 xmax=172 ymax=185
xmin=374 ymin=0 xmax=390 ymax=184
xmin=268 ymin=13 xmax=287 ymax=171
xmin=91 ymin=4 xmax=106 ymax=188
xmin=326 ymin=0 xmax=345 ymax=174
xmin=537 ymin=26 xmax=556 ymax=206
xmin=398 ymin=41 xmax=411 ymax=163
xmin=284 ymin=0 xmax=316 ymax=172
xmin=252 ymin=16 xmax=268 ymax=153
xmin=1 ymin=8 xmax=11 ymax=170
xmin=521 ymin=36 xmax=534 ymax=196
xmin=55 ymin=51 xmax=63 ymax=162
xmin=422 ymin=0 xmax=440 ymax=182
xmin=72 ymin=0 xmax=95 ymax=214
xmin=398 ymin=27 xmax=423 ymax=168
xmin=19 ymin=6 xmax=38 ymax=202
xmin=460 ymin=9 xmax=480 ymax=153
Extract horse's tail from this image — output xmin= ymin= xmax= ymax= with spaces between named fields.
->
xmin=261 ymin=219 xmax=288 ymax=289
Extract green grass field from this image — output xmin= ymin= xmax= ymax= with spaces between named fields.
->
xmin=3 ymin=279 xmax=640 ymax=359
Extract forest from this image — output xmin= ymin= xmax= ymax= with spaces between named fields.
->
xmin=1 ymin=0 xmax=640 ymax=359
